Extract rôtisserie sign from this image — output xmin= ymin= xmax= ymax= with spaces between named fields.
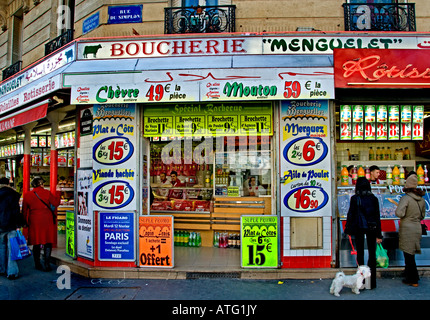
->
xmin=334 ymin=49 xmax=430 ymax=88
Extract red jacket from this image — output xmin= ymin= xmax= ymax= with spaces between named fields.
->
xmin=23 ymin=186 xmax=61 ymax=245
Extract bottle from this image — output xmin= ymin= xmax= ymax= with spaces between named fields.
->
xmin=347 ymin=148 xmax=351 ymax=160
xmin=365 ymin=165 xmax=370 ymax=180
xmin=404 ymin=147 xmax=411 ymax=160
xmin=376 ymin=147 xmax=381 ymax=160
xmin=425 ymin=165 xmax=429 ymax=184
xmin=386 ymin=165 xmax=393 ymax=185
xmin=197 ymin=232 xmax=202 ymax=247
xmin=417 ymin=164 xmax=425 ymax=185
xmin=358 ymin=166 xmax=365 ymax=178
xmin=392 ymin=165 xmax=400 ymax=185
xmin=340 ymin=165 xmax=349 ymax=186
xmin=213 ymin=232 xmax=219 ymax=247
xmin=369 ymin=147 xmax=374 ymax=161
xmin=399 ymin=165 xmax=405 ymax=184
xmin=381 ymin=147 xmax=386 ymax=160
xmin=188 ymin=232 xmax=194 ymax=247
xmin=351 ymin=166 xmax=358 ymax=185
xmin=387 ymin=147 xmax=392 ymax=160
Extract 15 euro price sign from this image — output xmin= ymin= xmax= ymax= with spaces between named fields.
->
xmin=241 ymin=215 xmax=278 ymax=268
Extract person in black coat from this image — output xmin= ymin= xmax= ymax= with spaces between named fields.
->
xmin=0 ymin=177 xmax=25 ymax=279
xmin=345 ymin=177 xmax=383 ymax=289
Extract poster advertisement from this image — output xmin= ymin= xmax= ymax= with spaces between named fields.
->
xmin=65 ymin=210 xmax=76 ymax=258
xmin=279 ymin=100 xmax=332 ymax=217
xmin=76 ymin=168 xmax=94 ymax=260
xmin=241 ymin=215 xmax=278 ymax=268
xmin=139 ymin=216 xmax=174 ymax=268
xmin=92 ymin=104 xmax=137 ymax=211
xmin=99 ymin=211 xmax=135 ymax=261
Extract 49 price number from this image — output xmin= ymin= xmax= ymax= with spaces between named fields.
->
xmin=283 ymin=136 xmax=328 ymax=166
xmin=93 ymin=181 xmax=135 ymax=209
xmin=284 ymin=186 xmax=329 ymax=213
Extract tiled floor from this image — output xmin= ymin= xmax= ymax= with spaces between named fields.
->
xmin=174 ymin=246 xmax=241 ymax=270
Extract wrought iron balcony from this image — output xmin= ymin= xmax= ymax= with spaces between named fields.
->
xmin=165 ymin=5 xmax=235 ymax=34
xmin=2 ymin=60 xmax=22 ymax=81
xmin=44 ymin=29 xmax=73 ymax=56
xmin=343 ymin=3 xmax=416 ymax=31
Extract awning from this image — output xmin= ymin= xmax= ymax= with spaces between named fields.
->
xmin=0 ymin=99 xmax=50 ymax=133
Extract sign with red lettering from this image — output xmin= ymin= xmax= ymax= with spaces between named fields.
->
xmin=334 ymin=49 xmax=430 ymax=88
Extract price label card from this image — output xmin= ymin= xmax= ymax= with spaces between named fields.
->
xmin=412 ymin=122 xmax=423 ymax=140
xmin=143 ymin=116 xmax=174 ymax=136
xmin=241 ymin=215 xmax=278 ymax=268
xmin=280 ymin=100 xmax=331 ymax=219
xmin=139 ymin=216 xmax=174 ymax=268
xmin=92 ymin=104 xmax=137 ymax=211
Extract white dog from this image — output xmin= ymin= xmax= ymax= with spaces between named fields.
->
xmin=329 ymin=265 xmax=371 ymax=297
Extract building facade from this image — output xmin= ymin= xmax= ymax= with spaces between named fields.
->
xmin=0 ymin=0 xmax=429 ymax=271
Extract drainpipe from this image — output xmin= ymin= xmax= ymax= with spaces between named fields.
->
xmin=46 ymin=110 xmax=66 ymax=247
xmin=22 ymin=122 xmax=37 ymax=195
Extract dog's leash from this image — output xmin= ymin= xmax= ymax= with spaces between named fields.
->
xmin=348 ymin=235 xmax=359 ymax=267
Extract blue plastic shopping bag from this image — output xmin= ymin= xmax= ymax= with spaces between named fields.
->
xmin=10 ymin=230 xmax=31 ymax=261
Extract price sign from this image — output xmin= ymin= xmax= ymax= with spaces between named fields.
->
xmin=93 ymin=180 xmax=135 ymax=210
xmin=207 ymin=114 xmax=238 ymax=135
xmin=376 ymin=123 xmax=387 ymax=140
xmin=412 ymin=122 xmax=423 ymax=140
xmin=143 ymin=116 xmax=173 ymax=136
xmin=284 ymin=186 xmax=329 ymax=213
xmin=352 ymin=123 xmax=364 ymax=140
xmin=388 ymin=123 xmax=400 ymax=140
xmin=283 ymin=136 xmax=328 ymax=166
xmin=93 ymin=137 xmax=134 ymax=165
xmin=401 ymin=123 xmax=412 ymax=140
xmin=340 ymin=122 xmax=351 ymax=140
xmin=139 ymin=216 xmax=174 ymax=268
xmin=241 ymin=215 xmax=278 ymax=268
xmin=239 ymin=114 xmax=272 ymax=135
xmin=364 ymin=123 xmax=375 ymax=140
xmin=174 ymin=115 xmax=206 ymax=135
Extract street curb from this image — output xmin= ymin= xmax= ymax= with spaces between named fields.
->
xmin=51 ymin=251 xmax=430 ymax=280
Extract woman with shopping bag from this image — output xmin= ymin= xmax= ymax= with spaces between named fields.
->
xmin=395 ymin=174 xmax=426 ymax=287
xmin=344 ymin=177 xmax=383 ymax=289
xmin=23 ymin=176 xmax=60 ymax=271
xmin=0 ymin=177 xmax=25 ymax=279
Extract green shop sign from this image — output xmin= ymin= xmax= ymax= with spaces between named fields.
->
xmin=241 ymin=215 xmax=278 ymax=268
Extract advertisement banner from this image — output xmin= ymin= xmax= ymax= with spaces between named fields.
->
xmin=334 ymin=48 xmax=430 ymax=88
xmin=143 ymin=102 xmax=273 ymax=137
xmin=241 ymin=215 xmax=278 ymax=268
xmin=69 ymin=68 xmax=334 ymax=104
xmin=139 ymin=216 xmax=174 ymax=268
xmin=65 ymin=210 xmax=76 ymax=258
xmin=99 ymin=211 xmax=135 ymax=261
xmin=76 ymin=168 xmax=94 ymax=260
xmin=279 ymin=100 xmax=332 ymax=217
xmin=92 ymin=104 xmax=137 ymax=211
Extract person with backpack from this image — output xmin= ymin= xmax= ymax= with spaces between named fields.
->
xmin=0 ymin=177 xmax=25 ymax=279
xmin=22 ymin=176 xmax=60 ymax=271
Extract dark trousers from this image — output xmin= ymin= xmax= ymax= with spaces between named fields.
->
xmin=355 ymin=230 xmax=377 ymax=288
xmin=403 ymin=252 xmax=419 ymax=284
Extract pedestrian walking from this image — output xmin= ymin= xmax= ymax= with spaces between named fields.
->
xmin=395 ymin=174 xmax=425 ymax=287
xmin=0 ymin=177 xmax=25 ymax=279
xmin=344 ymin=177 xmax=383 ymax=289
xmin=23 ymin=176 xmax=60 ymax=271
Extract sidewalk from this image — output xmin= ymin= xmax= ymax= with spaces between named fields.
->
xmin=51 ymin=246 xmax=430 ymax=280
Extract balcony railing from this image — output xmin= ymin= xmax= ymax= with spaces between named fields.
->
xmin=2 ymin=60 xmax=22 ymax=81
xmin=44 ymin=29 xmax=73 ymax=56
xmin=343 ymin=3 xmax=416 ymax=31
xmin=165 ymin=5 xmax=235 ymax=34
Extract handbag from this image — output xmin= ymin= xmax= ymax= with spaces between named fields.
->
xmin=34 ymin=191 xmax=57 ymax=223
xmin=9 ymin=230 xmax=32 ymax=261
xmin=375 ymin=243 xmax=389 ymax=268
xmin=408 ymin=194 xmax=427 ymax=235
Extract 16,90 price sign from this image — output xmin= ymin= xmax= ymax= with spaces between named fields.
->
xmin=241 ymin=216 xmax=278 ymax=268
